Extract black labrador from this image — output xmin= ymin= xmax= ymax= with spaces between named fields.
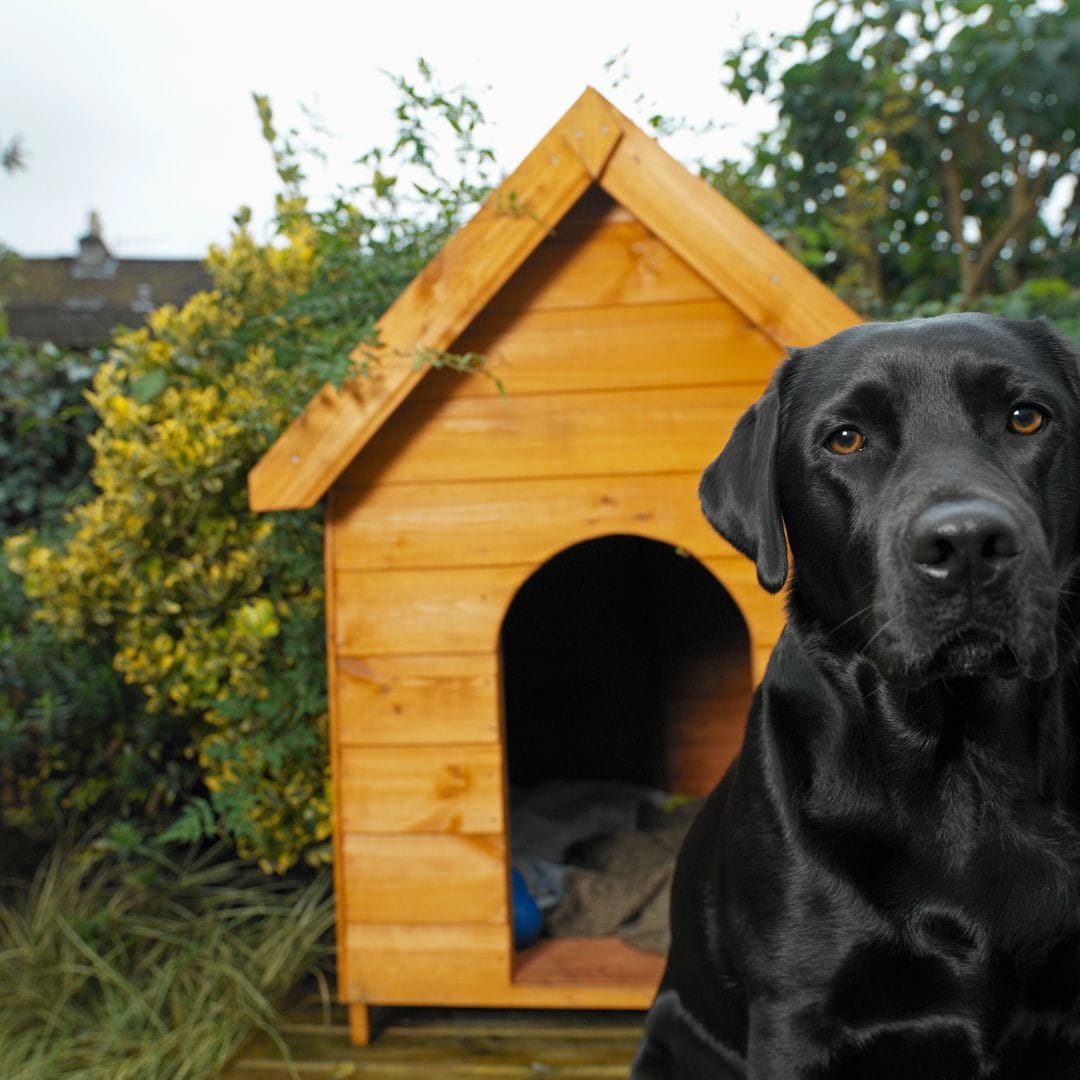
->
xmin=632 ymin=314 xmax=1080 ymax=1078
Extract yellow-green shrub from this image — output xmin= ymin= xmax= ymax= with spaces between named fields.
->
xmin=5 ymin=73 xmax=493 ymax=871
xmin=6 ymin=224 xmax=328 ymax=870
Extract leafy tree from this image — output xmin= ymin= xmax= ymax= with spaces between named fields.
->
xmin=711 ymin=0 xmax=1079 ymax=307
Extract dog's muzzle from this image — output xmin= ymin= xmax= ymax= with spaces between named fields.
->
xmin=870 ymin=494 xmax=1058 ymax=683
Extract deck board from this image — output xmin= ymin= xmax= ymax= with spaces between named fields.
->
xmin=220 ymin=988 xmax=646 ymax=1079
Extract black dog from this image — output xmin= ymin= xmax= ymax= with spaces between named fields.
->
xmin=632 ymin=314 xmax=1080 ymax=1078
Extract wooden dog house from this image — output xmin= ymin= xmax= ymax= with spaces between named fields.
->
xmin=248 ymin=87 xmax=858 ymax=1043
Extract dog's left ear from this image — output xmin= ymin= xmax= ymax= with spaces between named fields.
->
xmin=699 ymin=370 xmax=787 ymax=593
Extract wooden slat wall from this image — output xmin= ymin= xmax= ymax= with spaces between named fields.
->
xmin=331 ymin=188 xmax=786 ymax=1010
xmin=331 ymin=473 xmax=735 ymax=570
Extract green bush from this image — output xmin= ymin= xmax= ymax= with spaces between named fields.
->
xmin=4 ymin=67 xmax=495 ymax=872
xmin=0 ymin=338 xmax=98 ymax=536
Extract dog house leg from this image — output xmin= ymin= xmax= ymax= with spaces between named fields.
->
xmin=348 ymin=1003 xmax=371 ymax=1046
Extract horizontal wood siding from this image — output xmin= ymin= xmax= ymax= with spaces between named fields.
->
xmin=334 ymin=556 xmax=780 ymax=659
xmin=341 ymin=833 xmax=508 ymax=924
xmin=487 ymin=217 xmax=717 ymax=313
xmin=339 ymin=744 xmax=505 ymax=834
xmin=338 ymin=385 xmax=751 ymax=489
xmin=412 ymin=300 xmax=781 ymax=399
xmin=343 ymin=924 xmax=511 ymax=1005
xmin=337 ymin=653 xmax=499 ymax=745
xmin=330 ymin=473 xmax=738 ymax=571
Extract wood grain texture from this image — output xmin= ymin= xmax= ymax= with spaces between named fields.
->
xmin=514 ymin=938 xmax=665 ymax=988
xmin=330 ymin=473 xmax=739 ymax=571
xmin=485 ymin=219 xmax=717 ymax=314
xmin=598 ymin=98 xmax=861 ymax=350
xmin=322 ymin=492 xmax=353 ymax=1005
xmin=343 ymin=924 xmax=511 ymax=1005
xmin=435 ymin=300 xmax=781 ymax=398
xmin=341 ymin=833 xmax=508 ymax=924
xmin=337 ymin=385 xmax=750 ymax=489
xmin=557 ymin=86 xmax=623 ymax=179
xmin=336 ymin=653 xmax=499 ymax=745
xmin=334 ymin=565 xmax=525 ymax=657
xmin=338 ymin=744 xmax=505 ymax=834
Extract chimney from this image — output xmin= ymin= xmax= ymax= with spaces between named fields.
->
xmin=72 ymin=210 xmax=116 ymax=279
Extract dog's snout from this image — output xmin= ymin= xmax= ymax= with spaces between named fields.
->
xmin=909 ymin=499 xmax=1021 ymax=590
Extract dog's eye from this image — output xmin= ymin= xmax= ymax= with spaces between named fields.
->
xmin=826 ymin=427 xmax=865 ymax=455
xmin=1008 ymin=404 xmax=1046 ymax=436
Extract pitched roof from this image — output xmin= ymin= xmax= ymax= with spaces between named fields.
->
xmin=248 ymin=87 xmax=859 ymax=513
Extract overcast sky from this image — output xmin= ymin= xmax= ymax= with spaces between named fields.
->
xmin=1 ymin=0 xmax=816 ymax=259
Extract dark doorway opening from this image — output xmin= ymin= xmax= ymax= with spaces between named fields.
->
xmin=500 ymin=534 xmax=751 ymax=797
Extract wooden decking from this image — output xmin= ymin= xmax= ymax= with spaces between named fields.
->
xmin=221 ymin=986 xmax=646 ymax=1079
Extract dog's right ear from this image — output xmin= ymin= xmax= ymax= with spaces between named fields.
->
xmin=698 ymin=374 xmax=787 ymax=593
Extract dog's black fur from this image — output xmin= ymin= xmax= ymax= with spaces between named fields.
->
xmin=631 ymin=314 xmax=1080 ymax=1078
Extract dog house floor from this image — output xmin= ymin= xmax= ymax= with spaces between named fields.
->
xmin=514 ymin=937 xmax=665 ymax=987
xmin=221 ymin=979 xmax=646 ymax=1078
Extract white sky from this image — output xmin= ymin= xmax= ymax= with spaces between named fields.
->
xmin=0 ymin=0 xmax=816 ymax=258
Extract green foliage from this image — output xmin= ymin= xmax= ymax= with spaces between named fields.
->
xmin=0 ymin=835 xmax=334 ymax=1080
xmin=873 ymin=276 xmax=1080 ymax=347
xmin=0 ymin=562 xmax=152 ymax=834
xmin=0 ymin=339 xmax=152 ymax=836
xmin=0 ymin=339 xmax=98 ymax=536
xmin=711 ymin=0 xmax=1079 ymax=307
xmin=4 ymin=63 xmax=497 ymax=872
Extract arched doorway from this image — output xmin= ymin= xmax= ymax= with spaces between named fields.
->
xmin=500 ymin=534 xmax=752 ymax=798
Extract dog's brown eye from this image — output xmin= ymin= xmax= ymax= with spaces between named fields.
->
xmin=826 ymin=427 xmax=865 ymax=455
xmin=1008 ymin=404 xmax=1046 ymax=435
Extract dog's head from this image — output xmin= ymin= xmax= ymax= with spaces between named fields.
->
xmin=700 ymin=314 xmax=1080 ymax=685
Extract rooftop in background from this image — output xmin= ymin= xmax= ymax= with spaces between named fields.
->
xmin=2 ymin=213 xmax=211 ymax=350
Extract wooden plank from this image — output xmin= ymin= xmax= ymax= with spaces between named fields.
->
xmin=341 ymin=834 xmax=508 ymax=924
xmin=434 ymin=300 xmax=780 ymax=398
xmin=753 ymin=640 xmax=777 ymax=685
xmin=558 ymin=86 xmax=623 ymax=179
xmin=348 ymin=1003 xmax=370 ymax=1047
xmin=335 ymin=565 xmax=524 ymax=657
xmin=336 ymin=653 xmax=499 ymax=745
xmin=333 ymin=557 xmax=773 ymax=659
xmin=228 ymin=1016 xmax=643 ymax=1075
xmin=484 ymin=220 xmax=718 ymax=314
xmin=598 ymin=98 xmax=860 ymax=350
xmin=330 ymin=473 xmax=740 ymax=571
xmin=322 ymin=492 xmax=353 ymax=1006
xmin=339 ymin=744 xmax=505 ymax=834
xmin=344 ymin=924 xmax=511 ymax=1004
xmin=248 ymin=97 xmax=595 ymax=512
xmin=342 ymin=925 xmax=656 ymax=1009
xmin=514 ymin=938 xmax=664 ymax=987
xmin=337 ymin=385 xmax=750 ymax=488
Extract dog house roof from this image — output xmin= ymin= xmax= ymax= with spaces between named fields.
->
xmin=247 ymin=87 xmax=857 ymax=513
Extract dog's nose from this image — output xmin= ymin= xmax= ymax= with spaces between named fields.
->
xmin=909 ymin=499 xmax=1020 ymax=589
